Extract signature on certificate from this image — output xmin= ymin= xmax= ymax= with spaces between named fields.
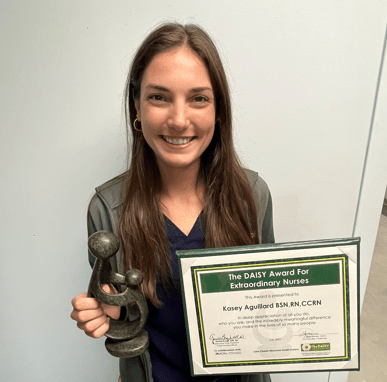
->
xmin=298 ymin=328 xmax=330 ymax=340
xmin=209 ymin=334 xmax=245 ymax=344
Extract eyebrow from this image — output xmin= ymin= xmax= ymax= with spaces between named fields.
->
xmin=145 ymin=84 xmax=213 ymax=93
xmin=145 ymin=85 xmax=169 ymax=92
xmin=191 ymin=86 xmax=213 ymax=93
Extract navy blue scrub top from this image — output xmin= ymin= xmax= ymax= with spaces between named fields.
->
xmin=144 ymin=213 xmax=239 ymax=382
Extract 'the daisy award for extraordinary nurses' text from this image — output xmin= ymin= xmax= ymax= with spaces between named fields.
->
xmin=177 ymin=238 xmax=359 ymax=375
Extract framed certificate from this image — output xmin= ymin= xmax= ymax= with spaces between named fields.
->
xmin=177 ymin=237 xmax=360 ymax=375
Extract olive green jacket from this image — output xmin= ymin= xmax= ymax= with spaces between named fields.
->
xmin=87 ymin=169 xmax=274 ymax=382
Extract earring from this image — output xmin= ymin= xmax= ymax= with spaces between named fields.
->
xmin=133 ymin=118 xmax=142 ymax=132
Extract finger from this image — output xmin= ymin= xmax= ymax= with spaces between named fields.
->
xmin=71 ymin=292 xmax=87 ymax=306
xmin=77 ymin=314 xmax=108 ymax=333
xmin=70 ymin=307 xmax=104 ymax=323
xmin=84 ymin=319 xmax=110 ymax=339
xmin=71 ymin=294 xmax=101 ymax=311
xmin=101 ymin=303 xmax=121 ymax=320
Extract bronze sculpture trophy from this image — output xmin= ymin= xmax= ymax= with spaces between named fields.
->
xmin=87 ymin=230 xmax=149 ymax=358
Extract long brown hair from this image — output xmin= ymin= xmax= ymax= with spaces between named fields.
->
xmin=120 ymin=22 xmax=259 ymax=306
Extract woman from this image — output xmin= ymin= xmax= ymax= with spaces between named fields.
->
xmin=71 ymin=22 xmax=274 ymax=382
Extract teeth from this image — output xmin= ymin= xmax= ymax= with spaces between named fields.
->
xmin=164 ymin=136 xmax=192 ymax=145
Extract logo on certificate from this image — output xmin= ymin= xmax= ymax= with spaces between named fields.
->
xmin=301 ymin=343 xmax=331 ymax=352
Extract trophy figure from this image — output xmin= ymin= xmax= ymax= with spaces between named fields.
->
xmin=87 ymin=230 xmax=149 ymax=358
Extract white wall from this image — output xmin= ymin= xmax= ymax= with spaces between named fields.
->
xmin=1 ymin=1 xmax=386 ymax=381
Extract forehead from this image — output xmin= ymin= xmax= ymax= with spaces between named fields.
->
xmin=141 ymin=45 xmax=212 ymax=89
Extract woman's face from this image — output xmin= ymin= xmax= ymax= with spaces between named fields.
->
xmin=135 ymin=45 xmax=216 ymax=174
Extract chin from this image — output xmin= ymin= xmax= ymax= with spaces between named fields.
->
xmin=159 ymin=157 xmax=200 ymax=171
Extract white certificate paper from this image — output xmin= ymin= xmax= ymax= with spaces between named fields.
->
xmin=177 ymin=237 xmax=359 ymax=375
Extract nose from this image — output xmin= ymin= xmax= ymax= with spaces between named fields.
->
xmin=167 ymin=101 xmax=189 ymax=131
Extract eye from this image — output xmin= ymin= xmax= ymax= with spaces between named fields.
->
xmin=148 ymin=94 xmax=166 ymax=102
xmin=193 ymin=96 xmax=208 ymax=103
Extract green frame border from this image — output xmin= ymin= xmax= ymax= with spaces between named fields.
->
xmin=177 ymin=237 xmax=360 ymax=375
xmin=193 ymin=255 xmax=349 ymax=367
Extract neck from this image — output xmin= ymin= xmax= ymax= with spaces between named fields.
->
xmin=159 ymin=161 xmax=204 ymax=202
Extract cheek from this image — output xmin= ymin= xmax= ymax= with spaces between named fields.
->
xmin=141 ymin=107 xmax=166 ymax=131
xmin=199 ymin=115 xmax=216 ymax=138
xmin=194 ymin=107 xmax=216 ymax=130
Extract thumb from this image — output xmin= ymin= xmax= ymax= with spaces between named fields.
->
xmin=102 ymin=283 xmax=118 ymax=295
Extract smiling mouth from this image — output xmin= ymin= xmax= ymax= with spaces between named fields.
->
xmin=162 ymin=136 xmax=195 ymax=145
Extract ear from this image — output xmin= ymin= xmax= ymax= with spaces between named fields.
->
xmin=133 ymin=87 xmax=142 ymax=121
xmin=134 ymin=98 xmax=141 ymax=121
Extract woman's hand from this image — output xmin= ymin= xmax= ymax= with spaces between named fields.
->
xmin=70 ymin=284 xmax=121 ymax=338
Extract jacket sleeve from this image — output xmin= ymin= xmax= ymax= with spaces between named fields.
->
xmin=261 ymin=189 xmax=274 ymax=244
xmin=241 ymin=373 xmax=272 ymax=382
xmin=251 ymin=173 xmax=275 ymax=245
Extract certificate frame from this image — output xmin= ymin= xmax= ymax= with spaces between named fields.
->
xmin=177 ymin=237 xmax=360 ymax=375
